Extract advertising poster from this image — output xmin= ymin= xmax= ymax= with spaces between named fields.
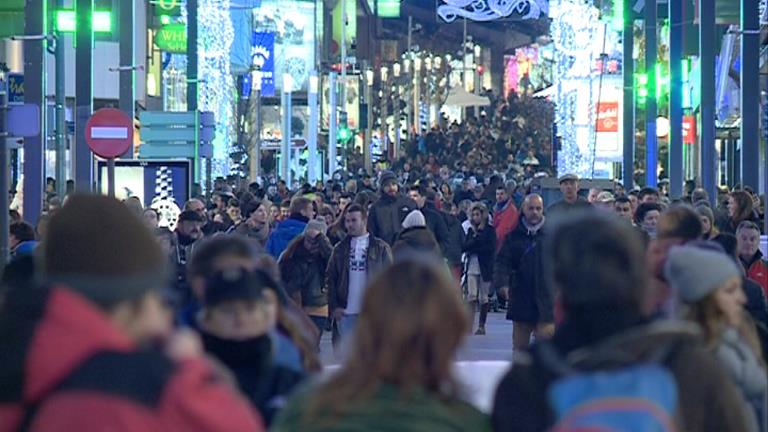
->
xmin=251 ymin=32 xmax=276 ymax=96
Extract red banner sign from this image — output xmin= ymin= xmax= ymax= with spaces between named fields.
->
xmin=596 ymin=102 xmax=619 ymax=133
xmin=683 ymin=116 xmax=696 ymax=144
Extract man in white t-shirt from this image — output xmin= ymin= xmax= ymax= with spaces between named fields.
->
xmin=326 ymin=204 xmax=393 ymax=338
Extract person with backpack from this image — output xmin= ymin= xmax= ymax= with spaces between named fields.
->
xmin=666 ymin=246 xmax=768 ymax=431
xmin=492 ymin=211 xmax=753 ymax=432
xmin=0 ymin=195 xmax=263 ymax=431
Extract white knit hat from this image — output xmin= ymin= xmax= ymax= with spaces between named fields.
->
xmin=402 ymin=210 xmax=426 ymax=229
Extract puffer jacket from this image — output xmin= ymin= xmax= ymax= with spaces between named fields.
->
xmin=494 ymin=220 xmax=552 ymax=323
xmin=266 ymin=215 xmax=308 ymax=258
xmin=326 ymin=234 xmax=392 ymax=312
xmin=367 ymin=194 xmax=417 ymax=246
xmin=278 ymin=234 xmax=333 ymax=308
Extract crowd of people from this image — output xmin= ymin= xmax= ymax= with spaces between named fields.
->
xmin=1 ymin=157 xmax=767 ymax=431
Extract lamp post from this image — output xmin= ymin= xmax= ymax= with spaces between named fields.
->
xmin=328 ymin=72 xmax=338 ymax=176
xmin=308 ymin=71 xmax=319 ymax=183
xmin=281 ymin=73 xmax=293 ymax=186
xmin=413 ymin=56 xmax=422 ymax=136
xmin=0 ymin=65 xmax=9 ymax=262
xmin=250 ymin=67 xmax=263 ymax=180
xmin=380 ymin=65 xmax=389 ymax=158
xmin=393 ymin=62 xmax=402 ymax=160
xmin=364 ymin=68 xmax=374 ymax=172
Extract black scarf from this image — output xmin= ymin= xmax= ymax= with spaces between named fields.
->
xmin=200 ymin=330 xmax=272 ymax=374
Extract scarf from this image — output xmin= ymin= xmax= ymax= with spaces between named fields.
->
xmin=522 ymin=216 xmax=545 ymax=235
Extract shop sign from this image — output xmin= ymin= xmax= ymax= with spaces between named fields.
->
xmin=154 ymin=24 xmax=186 ymax=54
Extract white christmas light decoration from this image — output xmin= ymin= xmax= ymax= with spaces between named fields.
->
xmin=198 ymin=0 xmax=235 ymax=177
xmin=437 ymin=0 xmax=549 ymax=22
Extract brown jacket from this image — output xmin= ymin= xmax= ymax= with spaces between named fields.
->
xmin=326 ymin=233 xmax=392 ymax=312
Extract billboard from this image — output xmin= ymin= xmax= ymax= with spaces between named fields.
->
xmin=253 ymin=0 xmax=315 ymax=93
xmin=97 ymin=159 xmax=191 ymax=230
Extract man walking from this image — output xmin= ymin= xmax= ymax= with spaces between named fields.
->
xmin=327 ymin=204 xmax=392 ymax=337
xmin=462 ymin=202 xmax=496 ymax=335
xmin=493 ymin=182 xmax=520 ymax=252
xmin=407 ymin=184 xmax=449 ymax=254
xmin=547 ymin=174 xmax=590 ymax=217
xmin=496 ymin=194 xmax=553 ymax=352
xmin=267 ymin=196 xmax=314 ymax=258
xmin=367 ymin=170 xmax=416 ymax=246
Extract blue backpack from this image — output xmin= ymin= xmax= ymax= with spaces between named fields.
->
xmin=538 ymin=338 xmax=680 ymax=432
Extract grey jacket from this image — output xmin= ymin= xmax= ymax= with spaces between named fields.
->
xmin=716 ymin=327 xmax=767 ymax=432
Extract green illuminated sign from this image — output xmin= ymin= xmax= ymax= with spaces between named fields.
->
xmin=154 ymin=23 xmax=187 ymax=54
xmin=55 ymin=10 xmax=112 ymax=33
xmin=154 ymin=0 xmax=182 ymax=16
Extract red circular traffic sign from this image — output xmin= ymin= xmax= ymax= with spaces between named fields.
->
xmin=85 ymin=108 xmax=134 ymax=159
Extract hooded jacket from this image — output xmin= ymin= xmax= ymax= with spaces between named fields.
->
xmin=393 ymin=226 xmax=441 ymax=257
xmin=742 ymin=250 xmax=768 ymax=298
xmin=493 ymin=199 xmax=520 ymax=253
xmin=367 ymin=192 xmax=417 ymax=246
xmin=266 ymin=215 xmax=309 ymax=258
xmin=278 ymin=233 xmax=333 ymax=308
xmin=0 ymin=286 xmax=263 ymax=432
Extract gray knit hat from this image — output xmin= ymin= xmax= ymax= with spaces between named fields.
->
xmin=304 ymin=218 xmax=328 ymax=235
xmin=664 ymin=246 xmax=741 ymax=303
xmin=402 ymin=210 xmax=427 ymax=229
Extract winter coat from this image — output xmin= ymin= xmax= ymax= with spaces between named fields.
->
xmin=743 ymin=277 xmax=768 ymax=359
xmin=546 ymin=197 xmax=591 ymax=217
xmin=278 ymin=234 xmax=333 ymax=308
xmin=326 ymin=234 xmax=392 ymax=312
xmin=273 ymin=383 xmax=491 ymax=432
xmin=462 ymin=224 xmax=496 ymax=283
xmin=199 ymin=329 xmax=305 ymax=426
xmin=442 ymin=212 xmax=465 ymax=266
xmin=266 ymin=215 xmax=309 ymax=258
xmin=0 ymin=286 xmax=263 ymax=432
xmin=495 ymin=221 xmax=552 ymax=323
xmin=421 ymin=203 xmax=450 ymax=256
xmin=233 ymin=221 xmax=271 ymax=249
xmin=393 ymin=226 xmax=441 ymax=257
xmin=367 ymin=194 xmax=417 ymax=245
xmin=742 ymin=251 xmax=768 ymax=298
xmin=492 ymin=319 xmax=755 ymax=432
xmin=493 ymin=199 xmax=520 ymax=253
xmin=715 ymin=327 xmax=768 ymax=430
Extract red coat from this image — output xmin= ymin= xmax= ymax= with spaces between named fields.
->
xmin=743 ymin=252 xmax=768 ymax=298
xmin=0 ymin=287 xmax=263 ymax=432
xmin=493 ymin=200 xmax=520 ymax=253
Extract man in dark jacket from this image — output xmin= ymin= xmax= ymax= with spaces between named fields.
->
xmin=0 ymin=195 xmax=262 ymax=432
xmin=278 ymin=218 xmax=333 ymax=346
xmin=367 ymin=170 xmax=417 ymax=246
xmin=495 ymin=194 xmax=553 ymax=351
xmin=327 ymin=204 xmax=393 ymax=338
xmin=266 ymin=196 xmax=314 ymax=258
xmin=463 ymin=202 xmax=497 ymax=335
xmin=546 ymin=173 xmax=590 ymax=218
xmin=407 ymin=183 xmax=450 ymax=255
xmin=440 ymin=201 xmax=465 ymax=280
xmin=492 ymin=211 xmax=753 ymax=432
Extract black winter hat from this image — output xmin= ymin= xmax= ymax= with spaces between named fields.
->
xmin=379 ymin=170 xmax=397 ymax=189
xmin=204 ymin=268 xmax=267 ymax=307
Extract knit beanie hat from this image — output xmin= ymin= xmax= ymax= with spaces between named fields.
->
xmin=204 ymin=268 xmax=266 ymax=307
xmin=402 ymin=210 xmax=427 ymax=229
xmin=42 ymin=194 xmax=168 ymax=308
xmin=695 ymin=204 xmax=715 ymax=226
xmin=379 ymin=170 xmax=397 ymax=189
xmin=305 ymin=218 xmax=328 ymax=235
xmin=664 ymin=245 xmax=741 ymax=303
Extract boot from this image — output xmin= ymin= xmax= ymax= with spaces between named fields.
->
xmin=467 ymin=301 xmax=477 ymax=334
xmin=475 ymin=302 xmax=489 ymax=335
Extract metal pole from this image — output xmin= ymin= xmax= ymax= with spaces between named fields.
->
xmin=75 ymin=0 xmax=93 ymax=193
xmin=55 ymin=0 xmax=66 ymax=199
xmin=340 ymin=0 xmax=347 ymax=112
xmin=645 ymin=0 xmax=657 ymax=188
xmin=0 ymin=70 xmax=10 ymax=261
xmin=364 ymin=73 xmax=372 ymax=173
xmin=622 ymin=7 xmax=635 ymax=190
xmin=107 ymin=158 xmax=115 ymax=198
xmin=308 ymin=70 xmax=319 ymax=183
xmin=668 ymin=0 xmax=683 ymax=198
xmin=413 ymin=60 xmax=420 ymax=137
xmin=329 ymin=72 xmax=338 ymax=175
xmin=249 ymin=71 xmax=262 ymax=181
xmin=740 ymin=0 xmax=760 ymax=190
xmin=462 ymin=18 xmax=467 ymax=89
xmin=24 ymin=0 xmax=45 ymax=222
xmin=187 ymin=0 xmax=198 ymax=111
xmin=700 ymin=0 xmax=717 ymax=203
xmin=281 ymin=85 xmax=292 ymax=186
xmin=394 ymin=84 xmax=401 ymax=159
xmin=119 ymin=0 xmax=135 ymax=159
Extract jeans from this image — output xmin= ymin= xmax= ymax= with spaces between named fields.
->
xmin=338 ymin=314 xmax=359 ymax=338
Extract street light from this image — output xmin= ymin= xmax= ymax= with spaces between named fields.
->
xmin=393 ymin=62 xmax=401 ymax=78
xmin=380 ymin=65 xmax=389 ymax=82
xmin=365 ymin=69 xmax=374 ymax=87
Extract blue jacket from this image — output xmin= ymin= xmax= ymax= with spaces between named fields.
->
xmin=267 ymin=217 xmax=308 ymax=258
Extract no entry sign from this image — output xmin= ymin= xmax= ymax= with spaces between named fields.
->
xmin=85 ymin=108 xmax=133 ymax=158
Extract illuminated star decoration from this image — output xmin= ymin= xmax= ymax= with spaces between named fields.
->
xmin=437 ymin=0 xmax=549 ymax=22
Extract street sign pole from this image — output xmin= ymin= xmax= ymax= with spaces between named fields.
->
xmin=56 ymin=0 xmax=67 ymax=198
xmin=0 ymin=69 xmax=10 ymax=262
xmin=75 ymin=0 xmax=94 ymax=192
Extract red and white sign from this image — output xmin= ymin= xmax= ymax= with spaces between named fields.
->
xmin=596 ymin=102 xmax=619 ymax=133
xmin=85 ymin=108 xmax=134 ymax=159
xmin=682 ymin=115 xmax=697 ymax=145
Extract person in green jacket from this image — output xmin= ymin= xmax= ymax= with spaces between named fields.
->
xmin=272 ymin=257 xmax=491 ymax=432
